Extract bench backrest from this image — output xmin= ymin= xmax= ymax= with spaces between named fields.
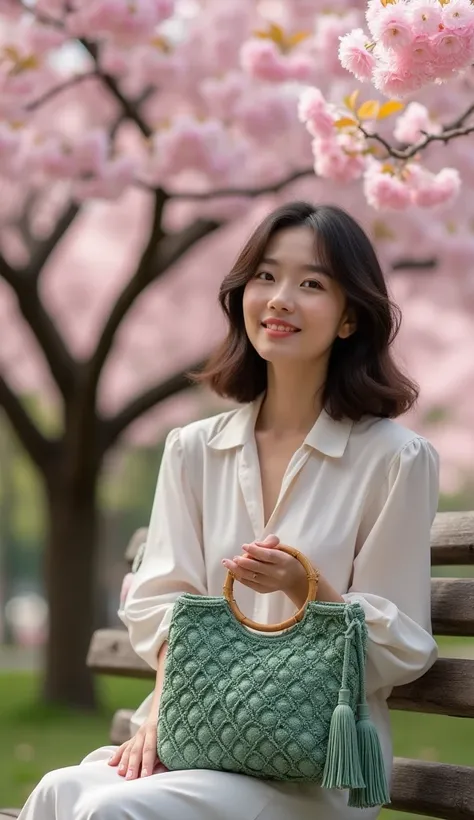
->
xmin=88 ymin=510 xmax=474 ymax=820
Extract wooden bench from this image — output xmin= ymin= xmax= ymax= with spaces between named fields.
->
xmin=2 ymin=511 xmax=473 ymax=820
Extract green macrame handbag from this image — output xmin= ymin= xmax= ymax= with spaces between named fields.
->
xmin=157 ymin=545 xmax=390 ymax=809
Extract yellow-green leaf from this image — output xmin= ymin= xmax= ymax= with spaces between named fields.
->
xmin=372 ymin=219 xmax=396 ymax=240
xmin=344 ymin=89 xmax=360 ymax=112
xmin=377 ymin=100 xmax=405 ymax=119
xmin=269 ymin=22 xmax=286 ymax=46
xmin=357 ymin=100 xmax=380 ymax=119
xmin=253 ymin=28 xmax=272 ymax=40
xmin=3 ymin=45 xmax=20 ymax=61
xmin=287 ymin=30 xmax=311 ymax=47
xmin=334 ymin=117 xmax=358 ymax=128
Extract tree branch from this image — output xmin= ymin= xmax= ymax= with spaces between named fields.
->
xmin=101 ymin=365 xmax=202 ymax=452
xmin=171 ymin=167 xmax=315 ymax=200
xmin=24 ymin=202 xmax=81 ymax=280
xmin=0 ymin=257 xmax=76 ymax=399
xmin=360 ymin=101 xmax=474 ymax=161
xmin=26 ymin=72 xmax=98 ymax=112
xmin=84 ymin=198 xmax=219 ymax=413
xmin=391 ymin=257 xmax=437 ymax=271
xmin=0 ymin=371 xmax=55 ymax=470
xmin=80 ymin=40 xmax=153 ymax=138
xmin=0 ymin=252 xmax=17 ymax=288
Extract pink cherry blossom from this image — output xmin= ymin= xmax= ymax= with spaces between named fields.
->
xmin=99 ymin=43 xmax=131 ymax=76
xmin=200 ymin=73 xmax=248 ymax=121
xmin=0 ymin=0 xmax=23 ymax=18
xmin=393 ymin=102 xmax=441 ymax=143
xmin=364 ymin=163 xmax=412 ymax=210
xmin=312 ymin=134 xmax=366 ymax=182
xmin=409 ymin=0 xmax=444 ymax=37
xmin=73 ymin=155 xmax=138 ymax=201
xmin=368 ymin=3 xmax=413 ymax=50
xmin=26 ymin=25 xmax=67 ymax=53
xmin=407 ymin=165 xmax=461 ymax=207
xmin=298 ymin=87 xmax=335 ymax=138
xmin=151 ymin=117 xmax=240 ymax=180
xmin=313 ymin=12 xmax=363 ymax=76
xmin=75 ymin=0 xmax=174 ymax=47
xmin=338 ymin=28 xmax=377 ymax=81
xmin=432 ymin=30 xmax=472 ymax=75
xmin=240 ymin=39 xmax=312 ymax=83
xmin=240 ymin=39 xmax=288 ymax=82
xmin=35 ymin=0 xmax=67 ymax=15
xmin=372 ymin=56 xmax=429 ymax=98
xmin=235 ymin=91 xmax=296 ymax=142
xmin=133 ymin=46 xmax=186 ymax=89
xmin=0 ymin=125 xmax=23 ymax=172
xmin=442 ymin=0 xmax=473 ymax=31
xmin=73 ymin=131 xmax=109 ymax=176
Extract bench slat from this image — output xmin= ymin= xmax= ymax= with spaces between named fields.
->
xmin=390 ymin=757 xmax=474 ymax=820
xmin=390 ymin=658 xmax=474 ymax=718
xmin=108 ymin=713 xmax=474 ymax=820
xmin=88 ymin=630 xmax=474 ymax=718
xmin=88 ymin=629 xmax=152 ymax=678
xmin=431 ymin=578 xmax=474 ymax=635
xmin=431 ymin=511 xmax=474 ymax=566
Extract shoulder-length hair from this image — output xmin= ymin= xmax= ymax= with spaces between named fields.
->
xmin=193 ymin=201 xmax=418 ymax=420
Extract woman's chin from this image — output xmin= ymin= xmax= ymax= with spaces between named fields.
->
xmin=256 ymin=344 xmax=301 ymax=363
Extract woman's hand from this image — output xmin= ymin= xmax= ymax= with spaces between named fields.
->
xmin=222 ymin=534 xmax=309 ymax=608
xmin=108 ymin=719 xmax=166 ymax=779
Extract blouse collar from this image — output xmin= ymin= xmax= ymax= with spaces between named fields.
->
xmin=208 ymin=394 xmax=353 ymax=459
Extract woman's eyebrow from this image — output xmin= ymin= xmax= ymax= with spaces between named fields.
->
xmin=260 ymin=256 xmax=333 ymax=277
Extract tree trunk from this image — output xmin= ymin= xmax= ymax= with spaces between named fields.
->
xmin=42 ymin=477 xmax=99 ymax=708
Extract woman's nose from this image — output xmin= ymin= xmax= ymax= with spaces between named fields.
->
xmin=267 ymin=288 xmax=294 ymax=312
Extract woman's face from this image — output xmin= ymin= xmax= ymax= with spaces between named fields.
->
xmin=243 ymin=226 xmax=355 ymax=366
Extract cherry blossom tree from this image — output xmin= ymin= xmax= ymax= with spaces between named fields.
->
xmin=0 ymin=0 xmax=473 ymax=707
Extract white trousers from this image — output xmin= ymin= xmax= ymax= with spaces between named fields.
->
xmin=17 ymin=745 xmax=382 ymax=820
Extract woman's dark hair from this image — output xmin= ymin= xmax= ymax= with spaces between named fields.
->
xmin=193 ymin=201 xmax=418 ymax=420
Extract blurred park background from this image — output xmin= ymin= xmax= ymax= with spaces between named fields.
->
xmin=1 ymin=0 xmax=474 ymax=816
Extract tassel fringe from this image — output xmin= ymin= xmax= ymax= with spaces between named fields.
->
xmin=321 ymin=688 xmax=365 ymax=790
xmin=322 ymin=612 xmax=391 ymax=809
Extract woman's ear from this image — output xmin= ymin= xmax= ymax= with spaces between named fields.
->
xmin=338 ymin=307 xmax=357 ymax=340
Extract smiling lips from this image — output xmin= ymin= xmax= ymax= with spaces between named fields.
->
xmin=262 ymin=318 xmax=301 ymax=337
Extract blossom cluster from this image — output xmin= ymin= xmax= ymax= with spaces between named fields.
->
xmin=339 ymin=0 xmax=474 ymax=97
xmin=298 ymin=88 xmax=461 ymax=209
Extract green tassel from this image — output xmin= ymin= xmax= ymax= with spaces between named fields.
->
xmin=348 ymin=704 xmax=391 ymax=808
xmin=322 ymin=688 xmax=365 ymax=791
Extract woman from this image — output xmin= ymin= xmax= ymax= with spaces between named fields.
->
xmin=19 ymin=202 xmax=439 ymax=820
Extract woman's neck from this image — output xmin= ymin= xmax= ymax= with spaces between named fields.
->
xmin=256 ymin=363 xmax=326 ymax=438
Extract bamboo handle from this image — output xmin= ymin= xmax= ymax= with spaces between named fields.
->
xmin=222 ymin=544 xmax=320 ymax=633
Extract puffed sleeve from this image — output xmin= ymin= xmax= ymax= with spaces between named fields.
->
xmin=342 ymin=436 xmax=439 ymax=697
xmin=118 ymin=427 xmax=207 ymax=670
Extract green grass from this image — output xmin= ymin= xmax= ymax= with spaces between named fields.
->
xmin=0 ymin=662 xmax=473 ymax=818
xmin=0 ymin=672 xmax=151 ymax=807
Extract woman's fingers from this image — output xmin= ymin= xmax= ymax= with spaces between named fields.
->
xmin=108 ymin=742 xmax=128 ymax=767
xmin=140 ymin=724 xmax=158 ymax=778
xmin=118 ymin=741 xmax=132 ymax=777
xmin=126 ymin=732 xmax=147 ymax=780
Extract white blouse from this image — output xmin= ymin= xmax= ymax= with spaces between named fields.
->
xmin=119 ymin=394 xmax=439 ymax=818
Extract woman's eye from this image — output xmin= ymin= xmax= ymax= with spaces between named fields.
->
xmin=301 ymin=279 xmax=323 ymax=290
xmin=255 ymin=271 xmax=274 ymax=281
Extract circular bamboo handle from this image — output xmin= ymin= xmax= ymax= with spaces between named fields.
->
xmin=222 ymin=545 xmax=320 ymax=633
